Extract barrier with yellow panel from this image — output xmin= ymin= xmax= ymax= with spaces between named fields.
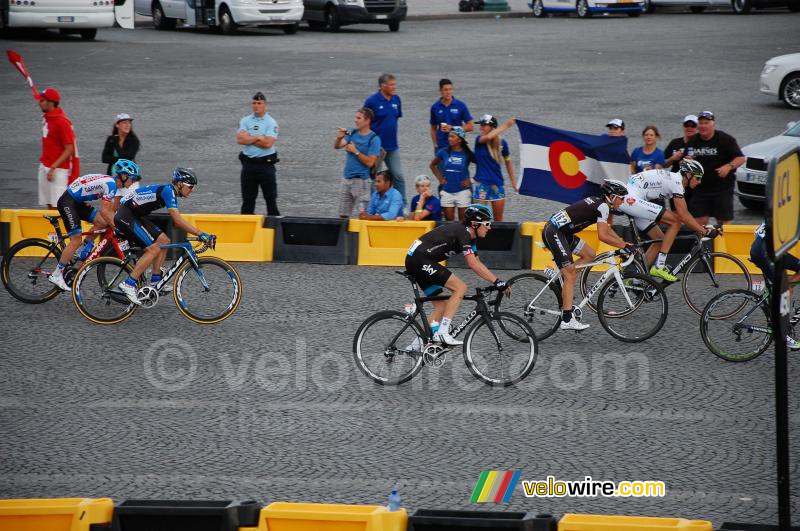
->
xmin=181 ymin=214 xmax=273 ymax=262
xmin=558 ymin=514 xmax=712 ymax=531
xmin=262 ymin=502 xmax=407 ymax=531
xmin=0 ymin=497 xmax=114 ymax=531
xmin=348 ymin=219 xmax=435 ymax=266
xmin=524 ymin=221 xmax=617 ymax=271
xmin=713 ymin=224 xmax=760 ymax=274
xmin=1 ymin=208 xmax=92 ymax=257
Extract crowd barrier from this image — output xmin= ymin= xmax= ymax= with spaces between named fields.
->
xmin=445 ymin=221 xmax=524 ymax=270
xmin=110 ymin=499 xmax=260 ymax=531
xmin=712 ymin=225 xmax=761 ymax=275
xmin=348 ymin=219 xmax=436 ymax=266
xmin=263 ymin=502 xmax=407 ymax=531
xmin=558 ymin=514 xmax=713 ymax=530
xmin=408 ymin=509 xmax=557 ymax=530
xmin=181 ymin=214 xmax=274 ymax=262
xmin=0 ymin=497 xmax=114 ymax=530
xmin=266 ymin=216 xmax=350 ymax=265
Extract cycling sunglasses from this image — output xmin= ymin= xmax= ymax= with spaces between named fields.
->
xmin=477 ymin=221 xmax=492 ymax=228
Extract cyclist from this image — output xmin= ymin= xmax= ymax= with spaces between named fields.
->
xmin=618 ymin=159 xmax=717 ymax=282
xmin=405 ymin=203 xmax=509 ymax=346
xmin=543 ymin=180 xmax=631 ymax=332
xmin=47 ymin=159 xmax=141 ymax=291
xmin=114 ymin=167 xmax=215 ymax=305
xmin=113 ymin=159 xmax=143 ymax=210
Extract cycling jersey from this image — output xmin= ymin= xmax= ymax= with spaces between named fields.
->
xmin=67 ymin=174 xmax=117 ymax=203
xmin=627 ymin=169 xmax=684 ymax=201
xmin=755 ymin=221 xmax=765 ymax=239
xmin=548 ymin=196 xmax=611 ymax=236
xmin=407 ymin=222 xmax=476 ymax=262
xmin=121 ymin=184 xmax=178 ymax=217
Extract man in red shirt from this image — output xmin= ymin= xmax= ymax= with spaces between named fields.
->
xmin=36 ymin=88 xmax=77 ymax=209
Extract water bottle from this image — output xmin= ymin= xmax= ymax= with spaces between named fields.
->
xmin=387 ymin=486 xmax=401 ymax=512
xmin=78 ymin=240 xmax=94 ymax=261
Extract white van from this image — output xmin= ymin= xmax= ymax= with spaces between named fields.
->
xmin=134 ymin=0 xmax=304 ymax=34
xmin=529 ymin=0 xmax=644 ymax=17
xmin=0 ymin=0 xmax=134 ymax=39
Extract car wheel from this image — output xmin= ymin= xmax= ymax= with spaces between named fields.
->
xmin=325 ymin=5 xmax=341 ymax=31
xmin=532 ymin=0 xmax=547 ymax=17
xmin=307 ymin=20 xmax=325 ymax=29
xmin=780 ymin=73 xmax=800 ymax=109
xmin=283 ymin=22 xmax=299 ymax=34
xmin=79 ymin=28 xmax=97 ymax=39
xmin=689 ymin=5 xmax=705 ymax=12
xmin=219 ymin=6 xmax=238 ymax=34
xmin=576 ymin=0 xmax=592 ymax=17
xmin=152 ymin=1 xmax=176 ymax=30
xmin=732 ymin=0 xmax=751 ymax=13
xmin=388 ymin=20 xmax=400 ymax=31
xmin=642 ymin=0 xmax=655 ymax=13
xmin=739 ymin=196 xmax=765 ymax=211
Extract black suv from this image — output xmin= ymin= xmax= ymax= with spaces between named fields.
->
xmin=303 ymin=0 xmax=407 ymax=31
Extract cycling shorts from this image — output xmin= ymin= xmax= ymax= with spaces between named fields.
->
xmin=615 ymin=194 xmax=665 ymax=232
xmin=405 ymin=252 xmax=452 ymax=296
xmin=57 ymin=192 xmax=97 ymax=237
xmin=115 ymin=205 xmax=162 ymax=247
xmin=542 ymin=222 xmax=586 ymax=270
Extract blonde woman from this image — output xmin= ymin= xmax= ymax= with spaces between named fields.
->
xmin=473 ymin=115 xmax=517 ymax=222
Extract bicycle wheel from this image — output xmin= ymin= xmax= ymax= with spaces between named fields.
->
xmin=578 ymin=253 xmax=646 ymax=313
xmin=173 ymin=257 xmax=242 ymax=324
xmin=700 ymin=289 xmax=772 ymax=362
xmin=72 ymin=256 xmax=138 ymax=324
xmin=1 ymin=238 xmax=63 ymax=304
xmin=463 ymin=312 xmax=537 ymax=387
xmin=597 ymin=273 xmax=668 ymax=342
xmin=682 ymin=252 xmax=752 ymax=315
xmin=353 ymin=310 xmax=425 ymax=385
xmin=495 ymin=272 xmax=562 ymax=341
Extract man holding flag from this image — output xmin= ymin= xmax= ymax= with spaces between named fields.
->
xmin=37 ymin=87 xmax=77 ymax=209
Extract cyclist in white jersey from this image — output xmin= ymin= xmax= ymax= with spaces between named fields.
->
xmin=617 ymin=159 xmax=716 ymax=282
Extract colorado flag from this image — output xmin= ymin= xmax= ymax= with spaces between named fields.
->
xmin=517 ymin=120 xmax=630 ymax=204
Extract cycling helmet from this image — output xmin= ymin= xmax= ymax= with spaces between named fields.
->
xmin=112 ymin=159 xmax=141 ymax=182
xmin=600 ymin=179 xmax=628 ymax=198
xmin=463 ymin=203 xmax=493 ymax=224
xmin=679 ymin=159 xmax=704 ymax=180
xmin=172 ymin=167 xmax=198 ymax=186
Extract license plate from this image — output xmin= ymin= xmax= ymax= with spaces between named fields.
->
xmin=58 ymin=16 xmax=75 ymax=22
xmin=746 ymin=172 xmax=767 ymax=185
xmin=48 ymin=232 xmax=59 ymax=243
xmin=119 ymin=240 xmax=130 ymax=251
xmin=375 ymin=14 xmax=387 ymax=19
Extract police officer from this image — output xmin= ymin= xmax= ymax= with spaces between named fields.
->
xmin=236 ymin=91 xmax=280 ymax=216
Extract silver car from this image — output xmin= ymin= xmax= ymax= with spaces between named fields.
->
xmin=735 ymin=120 xmax=800 ymax=210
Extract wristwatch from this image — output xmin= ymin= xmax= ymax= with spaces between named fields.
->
xmin=355 ymin=151 xmax=361 ymax=157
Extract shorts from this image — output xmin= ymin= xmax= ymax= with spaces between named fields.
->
xmin=439 ymin=188 xmax=472 ymax=208
xmin=615 ymin=194 xmax=665 ymax=232
xmin=473 ymin=182 xmax=506 ymax=202
xmin=689 ymin=190 xmax=734 ymax=221
xmin=750 ymin=236 xmax=800 ymax=282
xmin=38 ymin=163 xmax=69 ymax=206
xmin=115 ymin=205 xmax=162 ymax=247
xmin=405 ymin=251 xmax=452 ymax=296
xmin=56 ymin=192 xmax=97 ymax=237
xmin=542 ymin=222 xmax=586 ymax=270
xmin=339 ymin=177 xmax=372 ymax=217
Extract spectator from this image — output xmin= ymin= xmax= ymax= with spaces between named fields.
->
xmin=36 ymin=87 xmax=76 ymax=209
xmin=473 ymin=115 xmax=517 ymax=222
xmin=430 ymin=127 xmax=475 ymax=221
xmin=430 ymin=78 xmax=474 ymax=153
xmin=410 ymin=175 xmax=442 ymax=221
xmin=236 ymin=91 xmax=280 ymax=216
xmin=630 ymin=125 xmax=666 ymax=174
xmin=364 ymin=73 xmax=405 ymax=203
xmin=664 ymin=115 xmax=699 ymax=172
xmin=360 ymin=170 xmax=403 ymax=221
xmin=102 ymin=113 xmax=140 ymax=176
xmin=335 ymin=108 xmax=381 ymax=218
xmin=686 ymin=111 xmax=745 ymax=226
xmin=605 ymin=118 xmax=626 ymax=137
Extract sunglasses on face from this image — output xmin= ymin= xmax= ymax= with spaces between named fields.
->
xmin=477 ymin=221 xmax=492 ymax=228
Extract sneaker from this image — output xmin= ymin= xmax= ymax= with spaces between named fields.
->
xmin=48 ymin=273 xmax=69 ymax=291
xmin=118 ymin=281 xmax=142 ymax=306
xmin=649 ymin=265 xmax=678 ymax=283
xmin=404 ymin=337 xmax=424 ymax=352
xmin=560 ymin=319 xmax=590 ymax=331
xmin=434 ymin=329 xmax=463 ymax=346
xmin=787 ymin=336 xmax=800 ymax=351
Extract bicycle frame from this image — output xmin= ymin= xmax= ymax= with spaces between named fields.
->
xmin=44 ymin=215 xmax=130 ymax=261
xmin=628 ymin=216 xmax=716 ymax=281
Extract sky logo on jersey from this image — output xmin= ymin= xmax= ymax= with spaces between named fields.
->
xmin=517 ymin=120 xmax=630 ymax=204
xmin=470 ymin=471 xmax=521 ymax=502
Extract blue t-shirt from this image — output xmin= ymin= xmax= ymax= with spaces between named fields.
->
xmin=410 ymin=194 xmax=442 ymax=221
xmin=436 ymin=147 xmax=472 ymax=194
xmin=343 ymin=130 xmax=381 ymax=179
xmin=630 ymin=146 xmax=666 ymax=173
xmin=429 ymin=98 xmax=473 ymax=150
xmin=363 ymin=91 xmax=402 ymax=152
xmin=474 ymin=137 xmax=509 ymax=186
xmin=239 ymin=113 xmax=278 ymax=157
xmin=367 ymin=187 xmax=404 ymax=220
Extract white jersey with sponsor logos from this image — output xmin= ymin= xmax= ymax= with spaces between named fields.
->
xmin=67 ymin=174 xmax=117 ymax=203
xmin=627 ymin=169 xmax=684 ymax=202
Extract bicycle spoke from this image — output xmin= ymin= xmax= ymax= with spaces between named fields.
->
xmin=464 ymin=313 xmax=537 ymax=387
xmin=496 ymin=273 xmax=561 ymax=341
xmin=683 ymin=253 xmax=751 ymax=315
xmin=2 ymin=239 xmax=62 ymax=304
xmin=174 ymin=258 xmax=241 ymax=323
xmin=73 ymin=258 xmax=136 ymax=324
xmin=354 ymin=311 xmax=424 ymax=386
xmin=701 ymin=289 xmax=772 ymax=362
xmin=597 ymin=273 xmax=668 ymax=343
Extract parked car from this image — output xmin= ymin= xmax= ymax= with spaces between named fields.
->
xmin=642 ymin=0 xmax=799 ymax=13
xmin=134 ymin=0 xmax=304 ymax=34
xmin=735 ymin=121 xmax=800 ymax=211
xmin=528 ymin=0 xmax=644 ymax=18
xmin=303 ymin=0 xmax=407 ymax=31
xmin=761 ymin=53 xmax=800 ymax=110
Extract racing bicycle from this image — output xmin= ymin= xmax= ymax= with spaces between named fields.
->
xmin=353 ymin=270 xmax=537 ymax=387
xmin=72 ymin=237 xmax=242 ymax=325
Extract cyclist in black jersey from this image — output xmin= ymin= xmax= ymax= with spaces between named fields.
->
xmin=405 ymin=203 xmax=510 ymax=346
xmin=543 ymin=180 xmax=631 ymax=332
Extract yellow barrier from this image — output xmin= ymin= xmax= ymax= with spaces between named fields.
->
xmin=0 ymin=498 xmax=114 ymax=531
xmin=1 ymin=208 xmax=92 ymax=256
xmin=181 ymin=214 xmax=274 ymax=262
xmin=348 ymin=219 xmax=435 ymax=266
xmin=263 ymin=502 xmax=407 ymax=531
xmin=559 ymin=514 xmax=712 ymax=531
xmin=714 ymin=224 xmax=760 ymax=274
xmin=523 ymin=222 xmax=616 ymax=271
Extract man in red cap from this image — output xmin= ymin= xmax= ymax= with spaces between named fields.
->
xmin=36 ymin=87 xmax=78 ymax=209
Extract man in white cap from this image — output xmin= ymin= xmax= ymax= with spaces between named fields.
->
xmin=664 ymin=114 xmax=699 ymax=173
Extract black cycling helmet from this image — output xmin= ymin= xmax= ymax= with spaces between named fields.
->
xmin=679 ymin=159 xmax=704 ymax=180
xmin=463 ymin=203 xmax=493 ymax=224
xmin=600 ymin=179 xmax=628 ymax=198
xmin=172 ymin=167 xmax=198 ymax=186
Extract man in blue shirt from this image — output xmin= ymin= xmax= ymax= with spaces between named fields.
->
xmin=360 ymin=171 xmax=403 ymax=221
xmin=236 ymin=91 xmax=280 ymax=216
xmin=335 ymin=108 xmax=382 ymax=218
xmin=429 ymin=78 xmax=473 ymax=152
xmin=364 ymin=73 xmax=405 ymax=204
